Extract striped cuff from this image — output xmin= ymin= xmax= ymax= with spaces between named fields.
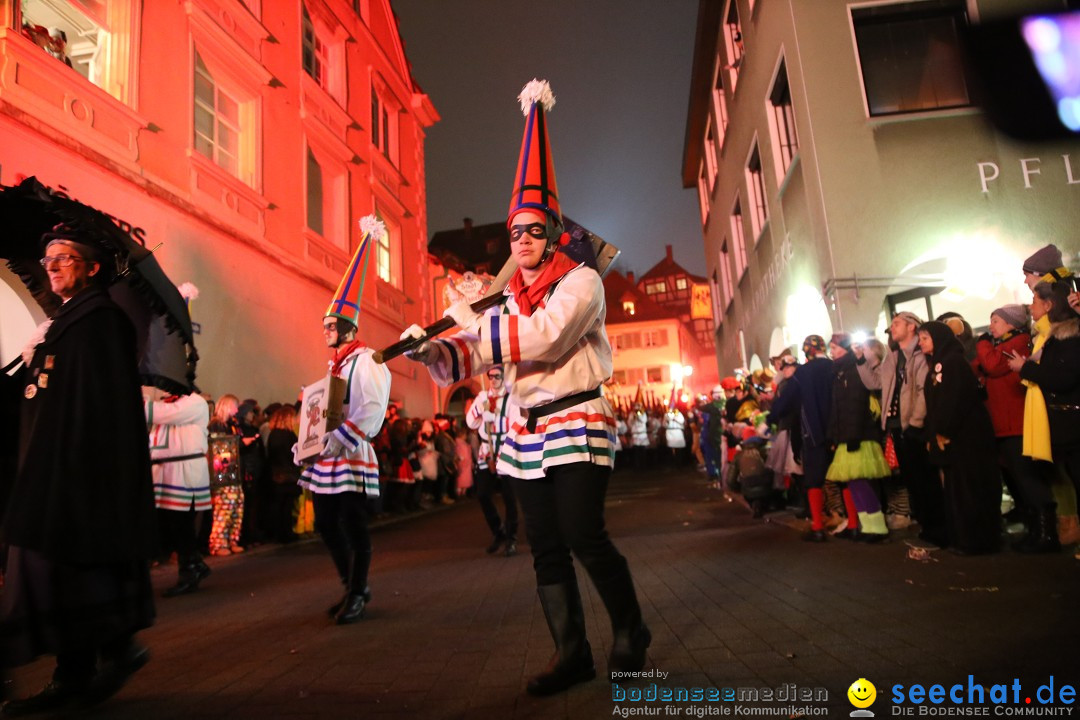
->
xmin=335 ymin=420 xmax=367 ymax=450
xmin=487 ymin=314 xmax=521 ymax=364
xmin=435 ymin=337 xmax=472 ymax=382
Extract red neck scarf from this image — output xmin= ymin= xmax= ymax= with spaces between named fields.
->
xmin=507 ymin=252 xmax=579 ymax=317
xmin=330 ymin=340 xmax=365 ymax=375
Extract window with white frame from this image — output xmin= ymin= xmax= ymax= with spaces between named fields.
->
xmin=710 ymin=271 xmax=723 ymax=323
xmin=851 ymin=0 xmax=971 ymax=117
xmin=305 ymin=143 xmax=347 ymax=248
xmin=730 ymin=197 xmax=747 ymax=278
xmin=767 ymin=57 xmax=799 ymax=182
xmin=643 ymin=329 xmax=669 ymax=348
xmin=614 ymin=332 xmax=642 ymax=350
xmin=745 ymin=143 xmax=768 ymax=240
xmin=696 ymin=161 xmax=710 ymax=227
xmin=622 ymin=300 xmax=636 ymax=316
xmin=722 ymin=0 xmax=744 ymax=91
xmin=711 ymin=58 xmax=729 ymax=149
xmin=704 ymin=116 xmax=719 ymax=190
xmin=371 ymin=84 xmax=399 ymax=165
xmin=301 ymin=5 xmax=327 ymax=87
xmin=194 ymin=51 xmax=252 ymax=184
xmin=375 ymin=210 xmax=401 ymax=287
xmin=676 ymin=277 xmax=688 ymax=291
xmin=18 ymin=0 xmax=136 ymax=103
xmin=718 ymin=245 xmax=734 ymax=307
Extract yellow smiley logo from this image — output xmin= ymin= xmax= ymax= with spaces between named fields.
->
xmin=848 ymin=678 xmax=877 ymax=709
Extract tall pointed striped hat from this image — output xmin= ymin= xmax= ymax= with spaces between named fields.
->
xmin=324 ymin=215 xmax=383 ymax=326
xmin=508 ymin=79 xmax=562 ymax=231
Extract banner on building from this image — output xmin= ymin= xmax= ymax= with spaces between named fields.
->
xmin=690 ymin=283 xmax=712 ymax=319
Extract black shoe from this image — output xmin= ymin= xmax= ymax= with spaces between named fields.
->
xmin=857 ymin=532 xmax=889 ymax=544
xmin=335 ymin=593 xmax=367 ymax=625
xmin=834 ymin=528 xmax=859 ymax=541
xmin=486 ymin=534 xmax=505 ymax=554
xmin=526 ymin=650 xmax=597 ymax=696
xmin=2 ymin=681 xmax=86 ymax=716
xmin=328 ymin=586 xmax=371 ymax=618
xmin=590 ymin=559 xmax=651 ymax=676
xmin=802 ymin=530 xmax=827 ymax=543
xmin=79 ymin=644 xmax=149 ymax=707
xmin=504 ymin=539 xmax=518 ymax=557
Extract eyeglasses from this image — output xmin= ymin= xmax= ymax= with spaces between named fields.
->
xmin=487 ymin=374 xmax=503 ymax=380
xmin=322 ymin=323 xmax=338 ymax=331
xmin=40 ymin=254 xmax=85 ymax=269
xmin=509 ymin=223 xmax=546 ymax=242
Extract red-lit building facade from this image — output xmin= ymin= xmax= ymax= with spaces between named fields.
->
xmin=0 ymin=0 xmax=439 ymax=414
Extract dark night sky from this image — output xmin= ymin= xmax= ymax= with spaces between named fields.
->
xmin=391 ymin=0 xmax=704 ymax=276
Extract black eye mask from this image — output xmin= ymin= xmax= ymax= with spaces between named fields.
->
xmin=509 ymin=223 xmax=547 ymax=241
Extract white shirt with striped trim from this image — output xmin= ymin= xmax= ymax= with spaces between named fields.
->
xmin=425 ymin=263 xmax=617 ymax=480
xmin=146 ymin=393 xmax=212 ymax=512
xmin=465 ymin=386 xmax=512 ymax=471
xmin=299 ymin=346 xmax=390 ymax=496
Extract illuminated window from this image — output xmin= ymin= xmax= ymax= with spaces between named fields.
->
xmin=745 ymin=142 xmax=768 ymax=241
xmin=852 ymin=0 xmax=971 ymax=117
xmin=371 ymin=84 xmax=399 ymax=165
xmin=622 ymin=300 xmax=636 ymax=316
xmin=767 ymin=57 xmax=799 ymax=182
xmin=730 ymin=196 xmax=747 ymax=278
xmin=655 ymin=281 xmax=667 ymax=293
xmin=722 ymin=0 xmax=744 ymax=91
xmin=194 ymin=52 xmax=246 ymax=182
xmin=301 ymin=5 xmax=327 ymax=86
xmin=18 ymin=0 xmax=136 ymax=104
xmin=374 ymin=210 xmax=402 ymax=288
xmin=676 ymin=277 xmax=688 ymax=290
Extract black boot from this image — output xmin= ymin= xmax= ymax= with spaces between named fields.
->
xmin=79 ymin=641 xmax=150 ymax=707
xmin=589 ymin=559 xmax=651 ymax=676
xmin=504 ymin=536 xmax=518 ymax=557
xmin=335 ymin=551 xmax=373 ymax=625
xmin=163 ymin=553 xmax=210 ymax=597
xmin=486 ymin=530 xmax=506 ymax=554
xmin=1015 ymin=506 xmax=1061 ymax=554
xmin=526 ymin=579 xmax=596 ymax=696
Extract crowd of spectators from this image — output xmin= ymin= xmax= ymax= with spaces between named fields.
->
xmin=157 ymin=397 xmax=485 ymax=563
xmin=688 ymin=244 xmax=1080 ymax=558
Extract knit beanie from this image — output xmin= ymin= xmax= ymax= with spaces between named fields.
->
xmin=802 ymin=334 xmax=827 ymax=357
xmin=991 ymin=304 xmax=1029 ymax=331
xmin=1023 ymin=244 xmax=1063 ymax=274
xmin=829 ymin=332 xmax=852 ymax=350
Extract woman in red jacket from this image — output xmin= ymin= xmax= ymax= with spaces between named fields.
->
xmin=974 ymin=304 xmax=1057 ymax=552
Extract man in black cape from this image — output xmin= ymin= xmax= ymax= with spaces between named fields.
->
xmin=1 ymin=227 xmax=156 ymax=715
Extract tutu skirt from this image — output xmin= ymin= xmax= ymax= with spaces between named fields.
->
xmin=826 ymin=441 xmax=891 ymax=481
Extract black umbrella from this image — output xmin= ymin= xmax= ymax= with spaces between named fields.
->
xmin=0 ymin=176 xmax=198 ymax=394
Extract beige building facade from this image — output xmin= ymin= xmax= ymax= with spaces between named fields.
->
xmin=684 ymin=0 xmax=1080 ymax=374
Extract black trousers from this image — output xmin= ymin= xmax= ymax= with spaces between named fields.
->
xmin=311 ymin=492 xmax=372 ymax=592
xmin=157 ymin=508 xmax=199 ymax=557
xmin=475 ymin=468 xmax=518 ymax=539
xmin=893 ymin=428 xmax=947 ymax=542
xmin=513 ymin=462 xmax=627 ymax=587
